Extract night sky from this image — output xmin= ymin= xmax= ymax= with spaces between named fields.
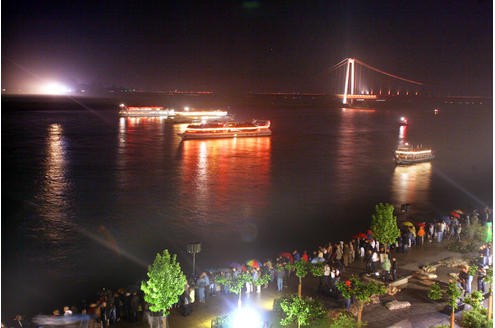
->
xmin=2 ymin=0 xmax=493 ymax=95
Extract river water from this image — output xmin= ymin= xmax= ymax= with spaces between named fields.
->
xmin=2 ymin=96 xmax=492 ymax=318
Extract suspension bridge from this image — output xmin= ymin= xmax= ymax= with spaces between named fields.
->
xmin=329 ymin=58 xmax=425 ymax=105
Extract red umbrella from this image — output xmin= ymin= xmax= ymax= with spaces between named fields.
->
xmin=416 ymin=222 xmax=426 ymax=227
xmin=450 ymin=211 xmax=461 ymax=218
xmin=279 ymin=252 xmax=294 ymax=263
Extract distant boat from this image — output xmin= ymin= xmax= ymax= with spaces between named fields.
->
xmin=178 ymin=120 xmax=272 ymax=140
xmin=118 ymin=104 xmax=229 ymax=122
xmin=394 ymin=143 xmax=434 ymax=165
xmin=398 ymin=116 xmax=408 ymax=126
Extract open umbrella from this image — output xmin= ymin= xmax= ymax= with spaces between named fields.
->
xmin=402 ymin=221 xmax=415 ymax=227
xmin=450 ymin=211 xmax=461 ymax=218
xmin=453 ymin=209 xmax=464 ymax=214
xmin=279 ymin=252 xmax=294 ymax=263
xmin=352 ymin=232 xmax=368 ymax=240
xmin=246 ymin=259 xmax=260 ymax=269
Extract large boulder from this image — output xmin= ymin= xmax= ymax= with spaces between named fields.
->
xmin=385 ymin=300 xmax=411 ymax=310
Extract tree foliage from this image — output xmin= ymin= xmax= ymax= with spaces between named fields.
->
xmin=140 ymin=249 xmax=187 ymax=315
xmin=446 ymin=280 xmax=462 ymax=311
xmin=286 ymin=261 xmax=324 ymax=297
xmin=215 ymin=271 xmax=252 ymax=295
xmin=427 ymin=282 xmax=443 ymax=301
xmin=280 ymin=295 xmax=326 ymax=328
xmin=336 ymin=275 xmax=386 ymax=324
xmin=370 ymin=203 xmax=400 ymax=248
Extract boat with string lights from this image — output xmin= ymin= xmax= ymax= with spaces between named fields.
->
xmin=118 ymin=104 xmax=229 ymax=122
xmin=394 ymin=143 xmax=434 ymax=165
xmin=178 ymin=120 xmax=272 ymax=140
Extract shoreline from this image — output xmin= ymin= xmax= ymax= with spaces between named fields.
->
xmin=6 ymin=207 xmax=492 ymax=328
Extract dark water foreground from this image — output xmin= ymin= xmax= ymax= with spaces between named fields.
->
xmin=1 ymin=95 xmax=492 ymax=318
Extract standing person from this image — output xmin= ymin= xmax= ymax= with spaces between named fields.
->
xmin=458 ymin=266 xmax=469 ymax=296
xmin=417 ymin=226 xmax=425 ymax=246
xmin=343 ymin=243 xmax=350 ymax=267
xmin=427 ymin=222 xmax=435 ymax=243
xmin=371 ymin=250 xmax=380 ymax=275
xmin=11 ymin=314 xmax=25 ymax=328
xmin=276 ymin=264 xmax=285 ymax=292
xmin=99 ymin=302 xmax=109 ymax=328
xmin=477 ymin=266 xmax=486 ymax=294
xmin=179 ymin=286 xmax=192 ymax=316
xmin=197 ymin=273 xmax=207 ymax=303
xmin=391 ymin=258 xmax=398 ymax=281
xmin=130 ymin=292 xmax=139 ymax=321
xmin=382 ymin=257 xmax=391 ymax=283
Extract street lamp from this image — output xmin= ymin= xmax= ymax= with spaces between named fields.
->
xmin=187 ymin=242 xmax=201 ymax=278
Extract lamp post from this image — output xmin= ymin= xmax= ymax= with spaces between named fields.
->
xmin=187 ymin=242 xmax=201 ymax=279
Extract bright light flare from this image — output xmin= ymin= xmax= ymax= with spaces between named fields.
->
xmin=39 ymin=82 xmax=73 ymax=95
xmin=232 ymin=307 xmax=262 ymax=328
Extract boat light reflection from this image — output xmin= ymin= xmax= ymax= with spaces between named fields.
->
xmin=391 ymin=162 xmax=432 ymax=208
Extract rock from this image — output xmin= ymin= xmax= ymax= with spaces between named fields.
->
xmin=387 ymin=286 xmax=400 ymax=296
xmin=370 ymin=295 xmax=381 ymax=304
xmin=385 ymin=300 xmax=411 ymax=310
xmin=415 ymin=272 xmax=437 ymax=280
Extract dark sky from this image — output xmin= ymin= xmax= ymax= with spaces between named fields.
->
xmin=2 ymin=0 xmax=493 ymax=95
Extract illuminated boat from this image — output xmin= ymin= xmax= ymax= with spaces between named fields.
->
xmin=178 ymin=120 xmax=272 ymax=140
xmin=168 ymin=107 xmax=230 ymax=123
xmin=119 ymin=105 xmax=170 ymax=117
xmin=398 ymin=116 xmax=408 ymax=126
xmin=394 ymin=143 xmax=434 ymax=165
xmin=118 ymin=104 xmax=229 ymax=122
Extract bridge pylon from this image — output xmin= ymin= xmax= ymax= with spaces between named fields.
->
xmin=343 ymin=58 xmax=355 ymax=105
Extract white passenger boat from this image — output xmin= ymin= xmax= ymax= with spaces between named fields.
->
xmin=178 ymin=120 xmax=272 ymax=140
xmin=118 ymin=104 xmax=229 ymax=122
xmin=394 ymin=143 xmax=434 ymax=165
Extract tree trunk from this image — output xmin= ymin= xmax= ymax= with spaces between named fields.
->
xmin=161 ymin=316 xmax=167 ymax=328
xmin=450 ymin=308 xmax=455 ymax=328
xmin=298 ymin=277 xmax=302 ymax=298
xmin=357 ymin=303 xmax=363 ymax=325
xmin=488 ymin=292 xmax=492 ymax=320
xmin=238 ymin=292 xmax=242 ymax=308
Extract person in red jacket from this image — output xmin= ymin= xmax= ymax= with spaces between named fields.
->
xmin=301 ymin=251 xmax=309 ymax=262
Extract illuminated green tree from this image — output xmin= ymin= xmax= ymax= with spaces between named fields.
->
xmin=446 ymin=280 xmax=462 ymax=328
xmin=286 ymin=261 xmax=324 ymax=298
xmin=370 ymin=203 xmax=401 ymax=250
xmin=336 ymin=275 xmax=386 ymax=325
xmin=216 ymin=271 xmax=252 ymax=308
xmin=280 ymin=294 xmax=326 ymax=328
xmin=141 ymin=249 xmax=187 ymax=320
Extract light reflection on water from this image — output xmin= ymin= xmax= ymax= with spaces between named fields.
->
xmin=335 ymin=108 xmax=376 ymax=202
xmin=391 ymin=162 xmax=433 ymax=208
xmin=37 ymin=124 xmax=70 ymax=239
xmin=177 ymin=137 xmax=271 ymax=232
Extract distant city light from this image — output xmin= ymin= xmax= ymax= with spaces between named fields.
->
xmin=38 ymin=82 xmax=73 ymax=95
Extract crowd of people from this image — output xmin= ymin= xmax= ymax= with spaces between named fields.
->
xmin=5 ymin=206 xmax=492 ymax=327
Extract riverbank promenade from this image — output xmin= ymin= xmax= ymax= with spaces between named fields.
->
xmin=119 ymin=242 xmax=476 ymax=328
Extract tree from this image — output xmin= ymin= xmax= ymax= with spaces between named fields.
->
xmin=427 ymin=282 xmax=443 ymax=301
xmin=286 ymin=261 xmax=324 ymax=298
xmin=216 ymin=271 xmax=252 ymax=308
xmin=486 ymin=267 xmax=493 ymax=320
xmin=370 ymin=203 xmax=401 ymax=250
xmin=445 ymin=279 xmax=462 ymax=328
xmin=336 ymin=275 xmax=386 ymax=325
xmin=141 ymin=249 xmax=187 ymax=327
xmin=280 ymin=294 xmax=326 ymax=328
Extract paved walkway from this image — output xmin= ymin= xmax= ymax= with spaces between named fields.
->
xmin=118 ymin=242 xmax=479 ymax=328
